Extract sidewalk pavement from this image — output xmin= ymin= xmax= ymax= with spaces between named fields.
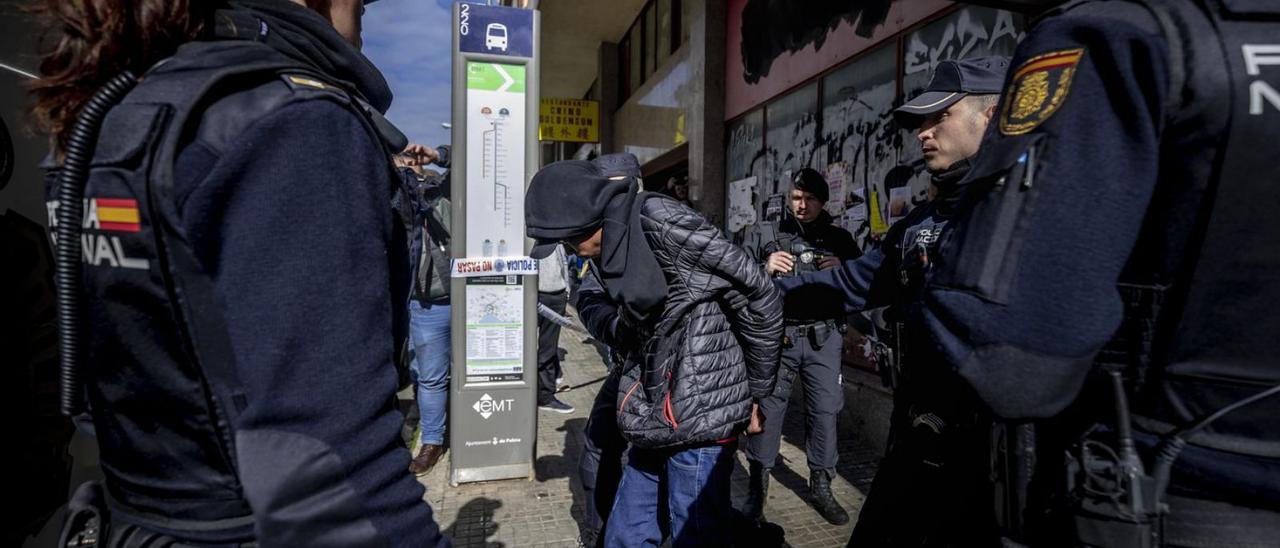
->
xmin=410 ymin=309 xmax=882 ymax=547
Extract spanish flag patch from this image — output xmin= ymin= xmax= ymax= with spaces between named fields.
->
xmin=999 ymin=48 xmax=1084 ymax=135
xmin=94 ymin=198 xmax=141 ymax=232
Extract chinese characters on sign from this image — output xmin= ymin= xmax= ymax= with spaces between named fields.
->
xmin=538 ymin=98 xmax=599 ymax=143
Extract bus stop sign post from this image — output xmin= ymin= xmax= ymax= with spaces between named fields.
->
xmin=448 ymin=2 xmax=540 ymax=485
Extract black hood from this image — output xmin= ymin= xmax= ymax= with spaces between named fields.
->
xmin=215 ymin=0 xmax=393 ymax=113
xmin=597 ymin=191 xmax=667 ymax=327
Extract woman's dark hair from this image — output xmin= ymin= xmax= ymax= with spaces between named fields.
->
xmin=27 ymin=1 xmax=212 ymax=149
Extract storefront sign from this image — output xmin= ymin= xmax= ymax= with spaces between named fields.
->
xmin=538 ymin=98 xmax=599 ymax=142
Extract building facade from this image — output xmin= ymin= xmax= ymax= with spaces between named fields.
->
xmin=724 ymin=1 xmax=1025 ymax=253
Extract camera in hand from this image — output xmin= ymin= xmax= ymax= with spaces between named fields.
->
xmin=788 ymin=242 xmax=833 ymax=275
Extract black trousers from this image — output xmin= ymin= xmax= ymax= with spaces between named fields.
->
xmin=744 ymin=324 xmax=844 ymax=473
xmin=536 ymin=290 xmax=567 ymax=405
xmin=847 ymin=384 xmax=997 ymax=547
xmin=578 ymin=368 xmax=627 ymax=546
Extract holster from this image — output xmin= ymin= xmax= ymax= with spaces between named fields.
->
xmin=59 ymin=481 xmax=110 ymax=548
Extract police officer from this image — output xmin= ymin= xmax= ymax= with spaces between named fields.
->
xmin=918 ymin=2 xmax=1280 ymax=547
xmin=776 ymin=56 xmax=1010 ymax=546
xmin=744 ymin=168 xmax=859 ymax=525
xmin=32 ymin=0 xmax=449 ymax=545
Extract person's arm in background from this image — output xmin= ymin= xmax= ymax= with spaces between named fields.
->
xmin=177 ymin=100 xmax=448 ymax=547
xmin=921 ymin=2 xmax=1168 ymax=419
xmin=402 ymin=142 xmax=450 ymax=170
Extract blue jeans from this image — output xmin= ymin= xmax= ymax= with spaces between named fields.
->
xmin=409 ymin=300 xmax=450 ymax=446
xmin=604 ymin=442 xmax=736 ymax=548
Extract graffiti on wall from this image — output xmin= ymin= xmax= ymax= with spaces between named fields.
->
xmin=738 ymin=0 xmax=895 ymax=84
xmin=903 ymin=8 xmax=1024 ymax=94
xmin=727 ymin=5 xmax=1024 ymax=256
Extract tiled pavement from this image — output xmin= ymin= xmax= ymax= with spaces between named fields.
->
xmin=407 ymin=309 xmax=883 ymax=547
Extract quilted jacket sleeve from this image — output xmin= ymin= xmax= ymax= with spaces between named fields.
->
xmin=653 ymin=199 xmax=784 ymax=400
xmin=574 ymin=263 xmax=630 ymax=350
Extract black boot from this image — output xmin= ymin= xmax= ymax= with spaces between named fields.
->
xmin=742 ymin=460 xmax=770 ymax=521
xmin=809 ymin=469 xmax=849 ymax=526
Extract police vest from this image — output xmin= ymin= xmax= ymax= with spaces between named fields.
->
xmin=44 ymin=40 xmax=406 ymax=538
xmin=1102 ymin=0 xmax=1280 ymax=493
xmin=763 ymin=219 xmax=829 ymax=276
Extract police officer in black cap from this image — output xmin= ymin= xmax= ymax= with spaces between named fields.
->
xmin=743 ymin=168 xmax=859 ymax=525
xmin=776 ymin=55 xmax=1010 ymax=546
xmin=33 ymin=0 xmax=449 ymax=545
xmin=917 ymin=2 xmax=1280 ymax=547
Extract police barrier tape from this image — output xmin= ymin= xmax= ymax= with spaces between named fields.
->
xmin=450 ymin=256 xmax=538 ymax=277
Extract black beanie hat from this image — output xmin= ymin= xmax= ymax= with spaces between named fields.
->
xmin=792 ymin=168 xmax=829 ymax=203
xmin=526 ymin=160 xmax=631 ymax=258
xmin=592 ymin=153 xmax=642 ymax=179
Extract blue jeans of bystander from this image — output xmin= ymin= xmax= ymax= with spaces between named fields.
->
xmin=409 ymin=300 xmax=450 ymax=446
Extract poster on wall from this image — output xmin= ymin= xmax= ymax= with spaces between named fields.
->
xmin=888 ymin=186 xmax=912 ymax=226
xmin=727 ymin=176 xmax=759 ymax=233
xmin=464 ymin=281 xmax=524 ymax=383
xmin=823 ymin=161 xmax=850 ymax=216
xmin=465 ymin=61 xmax=527 ymax=257
xmin=764 ymin=194 xmax=785 ymax=223
xmin=869 ymin=187 xmax=889 ymax=235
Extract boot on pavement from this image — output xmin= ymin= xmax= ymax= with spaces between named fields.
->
xmin=809 ymin=469 xmax=849 ymax=525
xmin=742 ymin=460 xmax=770 ymax=521
xmin=409 ymin=444 xmax=445 ymax=477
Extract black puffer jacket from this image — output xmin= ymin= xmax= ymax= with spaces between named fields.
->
xmin=581 ymin=195 xmax=783 ymax=447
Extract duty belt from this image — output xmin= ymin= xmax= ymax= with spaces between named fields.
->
xmin=783 ymin=320 xmax=843 ymax=350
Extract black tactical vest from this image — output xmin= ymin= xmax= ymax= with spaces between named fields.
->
xmin=1103 ymin=0 xmax=1280 ymax=497
xmin=44 ymin=40 xmax=405 ymax=538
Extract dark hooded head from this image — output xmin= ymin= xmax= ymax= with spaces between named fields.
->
xmin=526 ymin=160 xmax=632 ymax=259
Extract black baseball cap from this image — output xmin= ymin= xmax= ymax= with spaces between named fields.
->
xmin=894 ymin=56 xmax=1010 ymax=128
xmin=526 ymin=160 xmax=632 ymax=259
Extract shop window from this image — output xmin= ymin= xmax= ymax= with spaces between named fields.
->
xmin=628 ymin=26 xmax=642 ymax=96
xmin=618 ymin=0 xmax=685 ymax=105
xmin=642 ymin=6 xmax=654 ymax=81
xmin=726 ymin=108 xmax=763 ymax=183
xmin=763 ymin=83 xmax=819 ymax=207
xmin=819 ymin=44 xmax=898 ymax=247
xmin=679 ymin=0 xmax=690 ymax=49
xmin=657 ymin=0 xmax=673 ymax=69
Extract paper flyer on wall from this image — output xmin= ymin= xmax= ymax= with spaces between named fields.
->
xmin=823 ymin=161 xmax=849 ymax=216
xmin=465 ymin=284 xmax=524 ymax=383
xmin=888 ymin=186 xmax=912 ymax=225
xmin=727 ymin=176 xmax=759 ymax=233
xmin=764 ymin=193 xmax=785 ymax=223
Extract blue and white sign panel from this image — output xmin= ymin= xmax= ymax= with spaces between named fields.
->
xmin=458 ymin=3 xmax=534 ymax=58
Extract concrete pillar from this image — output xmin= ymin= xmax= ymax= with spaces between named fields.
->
xmin=685 ymin=0 xmax=727 ymax=226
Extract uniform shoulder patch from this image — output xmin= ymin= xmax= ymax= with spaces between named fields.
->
xmin=284 ymin=74 xmax=330 ymax=90
xmin=279 ymin=73 xmax=350 ymax=102
xmin=999 ymin=48 xmax=1084 ymax=135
